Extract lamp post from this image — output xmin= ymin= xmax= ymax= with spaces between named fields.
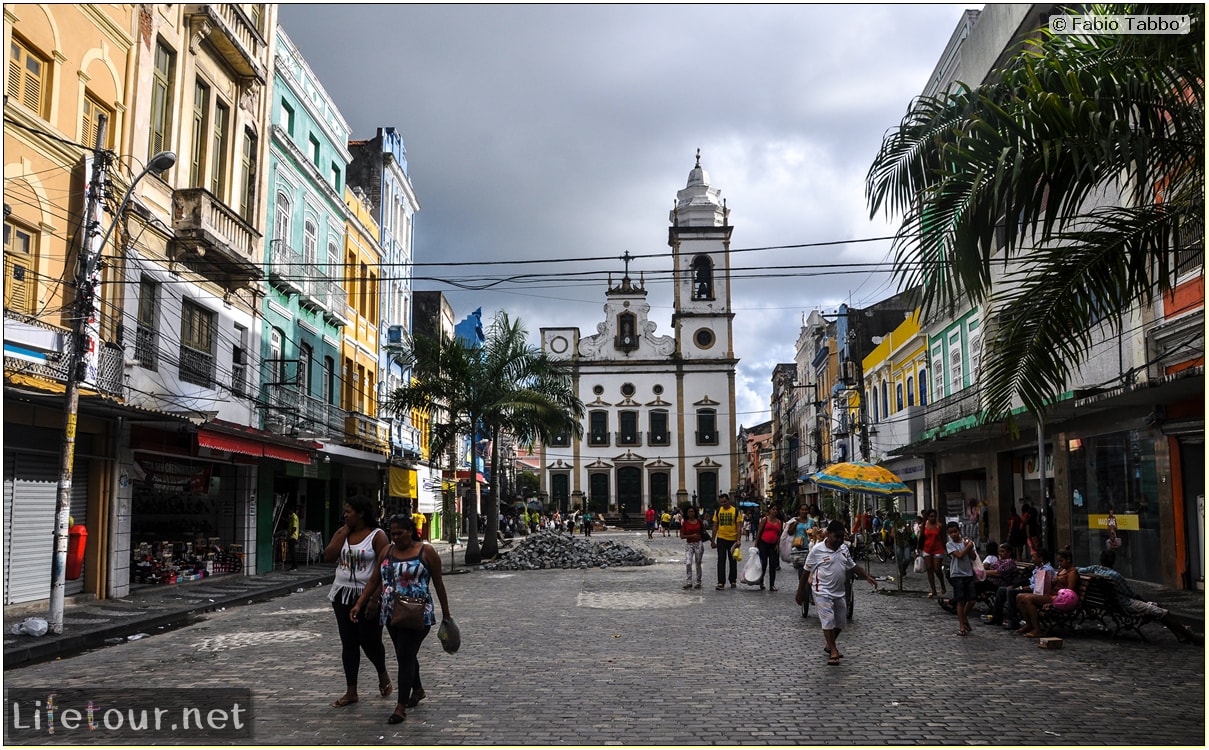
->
xmin=49 ymin=117 xmax=176 ymax=634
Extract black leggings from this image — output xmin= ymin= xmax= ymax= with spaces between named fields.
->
xmin=386 ymin=623 xmax=430 ymax=699
xmin=757 ymin=540 xmax=779 ymax=587
xmin=332 ymin=599 xmax=389 ymax=690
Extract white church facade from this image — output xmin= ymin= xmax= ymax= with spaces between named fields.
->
xmin=540 ymin=156 xmax=739 ymax=515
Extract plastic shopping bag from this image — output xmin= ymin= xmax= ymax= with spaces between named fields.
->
xmin=971 ymin=552 xmax=986 ymax=581
xmin=779 ymin=526 xmax=796 ymax=565
xmin=913 ymin=554 xmax=925 ymax=574
xmin=741 ymin=547 xmax=762 ymax=585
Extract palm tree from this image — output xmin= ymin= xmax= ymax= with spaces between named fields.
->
xmin=865 ymin=4 xmax=1203 ymax=416
xmin=388 ymin=311 xmax=583 ymax=563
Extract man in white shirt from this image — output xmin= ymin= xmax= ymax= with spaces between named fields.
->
xmin=797 ymin=520 xmax=877 ymax=665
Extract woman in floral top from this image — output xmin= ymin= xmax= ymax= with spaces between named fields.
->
xmin=354 ymin=514 xmax=451 ymax=725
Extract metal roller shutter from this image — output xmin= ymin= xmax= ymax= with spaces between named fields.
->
xmin=3 ymin=450 xmax=90 ymax=605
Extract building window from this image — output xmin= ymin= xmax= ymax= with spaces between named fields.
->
xmin=274 ymin=192 xmax=291 ymax=247
xmin=303 ymin=220 xmax=318 ymax=267
xmin=691 ymin=255 xmax=714 ymax=300
xmin=949 ymin=334 xmax=963 ymax=392
xmin=331 ymin=163 xmax=341 ymax=192
xmin=618 ymin=410 xmax=639 ymax=445
xmin=190 ymin=80 xmax=210 ymax=187
xmin=135 ymin=277 xmax=159 ymax=370
xmin=149 ymin=41 xmax=175 ymax=157
xmin=323 ymin=356 xmax=335 ymax=405
xmin=240 ymin=129 xmax=258 ymax=223
xmin=648 ymin=410 xmax=669 ymax=445
xmin=589 ymin=410 xmax=609 ymax=446
xmin=3 ymin=221 xmax=37 ymax=315
xmin=896 ymin=383 xmax=904 ymax=411
xmin=881 ymin=379 xmax=889 ymax=420
xmin=932 ymin=350 xmax=945 ymax=400
xmin=696 ymin=409 xmax=717 ymax=445
xmin=872 ymin=385 xmax=879 ymax=423
xmin=180 ymin=300 xmax=215 ymax=386
xmin=549 ymin=430 xmax=569 ymax=447
xmin=81 ymin=91 xmax=114 ymax=149
xmin=298 ymin=343 xmax=312 ymax=396
xmin=919 ymin=367 xmax=928 ymax=406
xmin=906 ymin=376 xmax=915 ymax=407
xmin=8 ymin=35 xmax=48 ymax=117
xmin=280 ymin=99 xmax=294 ymax=136
xmin=968 ymin=322 xmax=981 ymax=383
xmin=309 ymin=134 xmax=321 ymax=167
xmin=588 ymin=473 xmax=609 ymax=514
xmin=210 ymin=101 xmax=230 ymax=197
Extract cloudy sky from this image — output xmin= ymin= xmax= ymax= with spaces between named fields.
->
xmin=279 ymin=3 xmax=974 ymax=427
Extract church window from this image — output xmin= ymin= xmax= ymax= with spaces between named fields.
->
xmin=694 ymin=328 xmax=715 ymax=349
xmin=618 ymin=411 xmax=639 ymax=445
xmin=589 ymin=410 xmax=609 ymax=446
xmin=691 ymin=255 xmax=714 ymax=300
xmin=649 ymin=410 xmax=669 ymax=445
xmin=620 ymin=382 xmax=636 ymax=398
xmin=696 ymin=409 xmax=717 ymax=445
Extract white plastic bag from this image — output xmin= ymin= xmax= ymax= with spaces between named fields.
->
xmin=779 ymin=525 xmax=796 ymax=565
xmin=971 ymin=551 xmax=986 ymax=581
xmin=913 ymin=554 xmax=925 ymax=574
xmin=11 ymin=617 xmax=48 ymax=637
xmin=741 ymin=546 xmax=762 ymax=585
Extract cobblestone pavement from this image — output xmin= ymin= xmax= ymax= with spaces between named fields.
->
xmin=3 ymin=532 xmax=1205 ymax=746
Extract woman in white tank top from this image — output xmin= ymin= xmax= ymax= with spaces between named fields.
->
xmin=322 ymin=495 xmax=391 ymax=708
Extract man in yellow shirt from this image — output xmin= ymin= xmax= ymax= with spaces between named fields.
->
xmin=412 ymin=508 xmax=426 ymax=541
xmin=710 ymin=493 xmax=742 ymax=589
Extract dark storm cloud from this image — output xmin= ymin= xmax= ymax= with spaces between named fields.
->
xmin=278 ymin=3 xmax=973 ymax=423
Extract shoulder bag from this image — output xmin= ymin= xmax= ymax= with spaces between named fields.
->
xmin=387 ymin=541 xmax=429 ymax=630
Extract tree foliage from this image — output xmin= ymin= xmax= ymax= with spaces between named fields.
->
xmin=866 ymin=4 xmax=1204 ymax=416
xmin=387 ymin=311 xmax=583 ymax=562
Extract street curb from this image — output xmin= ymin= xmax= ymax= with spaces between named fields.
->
xmin=4 ymin=574 xmax=335 ymax=669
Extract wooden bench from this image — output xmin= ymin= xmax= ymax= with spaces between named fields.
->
xmin=1095 ymin=577 xmax=1163 ymax=640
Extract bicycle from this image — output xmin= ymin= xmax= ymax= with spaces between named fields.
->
xmin=799 ymin=569 xmax=856 ymax=621
xmin=872 ymin=536 xmax=894 ymax=563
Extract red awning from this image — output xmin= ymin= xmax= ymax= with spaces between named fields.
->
xmin=197 ymin=429 xmax=311 ymax=465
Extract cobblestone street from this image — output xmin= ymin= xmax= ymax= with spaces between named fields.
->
xmin=4 ymin=532 xmax=1205 ymax=745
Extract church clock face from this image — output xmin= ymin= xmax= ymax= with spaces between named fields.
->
xmin=694 ymin=328 xmax=715 ymax=350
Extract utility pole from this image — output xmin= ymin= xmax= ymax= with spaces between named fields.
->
xmin=50 ymin=114 xmax=109 ymax=634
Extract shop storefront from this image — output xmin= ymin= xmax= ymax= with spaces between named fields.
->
xmin=1067 ymin=428 xmax=1163 ymax=584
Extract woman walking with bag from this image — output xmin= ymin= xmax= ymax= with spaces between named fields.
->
xmin=354 ymin=514 xmax=451 ymax=725
xmin=322 ymin=495 xmax=392 ymax=708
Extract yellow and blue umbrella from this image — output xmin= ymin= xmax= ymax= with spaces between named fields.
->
xmin=807 ymin=461 xmax=912 ymax=498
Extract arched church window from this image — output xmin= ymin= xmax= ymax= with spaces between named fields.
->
xmin=691 ymin=256 xmax=714 ymax=300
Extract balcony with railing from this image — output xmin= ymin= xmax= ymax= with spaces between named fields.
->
xmin=345 ymin=411 xmax=389 ymax=453
xmin=3 ymin=311 xmax=123 ymax=397
xmin=183 ymin=4 xmax=268 ymax=83
xmin=615 ymin=431 xmax=642 ymax=447
xmin=268 ymin=239 xmax=305 ymax=295
xmin=172 ymin=187 xmax=261 ymax=281
xmin=922 ymin=385 xmax=983 ymax=433
xmin=297 ymin=395 xmax=345 ymax=440
xmin=646 ymin=430 xmax=670 ymax=446
xmin=179 ymin=344 xmax=215 ymax=387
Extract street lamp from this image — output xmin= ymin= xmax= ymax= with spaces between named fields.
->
xmin=49 ymin=126 xmax=175 ymax=634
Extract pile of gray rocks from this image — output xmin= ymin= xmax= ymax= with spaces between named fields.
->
xmin=481 ymin=531 xmax=654 ymax=570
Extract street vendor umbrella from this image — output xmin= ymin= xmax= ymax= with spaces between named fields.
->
xmin=808 ymin=461 xmax=913 ymax=498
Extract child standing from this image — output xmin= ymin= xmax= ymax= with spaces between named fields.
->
xmin=945 ymin=521 xmax=977 ymax=635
